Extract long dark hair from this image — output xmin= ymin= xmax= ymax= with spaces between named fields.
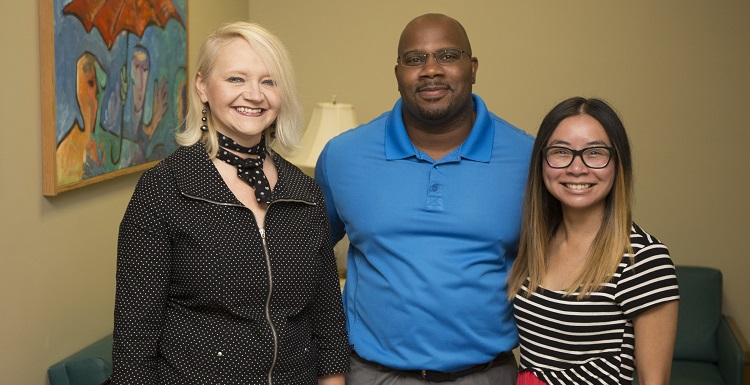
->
xmin=508 ymin=97 xmax=634 ymax=298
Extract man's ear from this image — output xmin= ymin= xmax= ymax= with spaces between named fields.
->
xmin=471 ymin=57 xmax=479 ymax=84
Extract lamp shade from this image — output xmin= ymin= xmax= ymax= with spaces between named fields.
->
xmin=289 ymin=102 xmax=358 ymax=172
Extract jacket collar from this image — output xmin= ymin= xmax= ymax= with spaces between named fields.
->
xmin=170 ymin=143 xmax=317 ymax=205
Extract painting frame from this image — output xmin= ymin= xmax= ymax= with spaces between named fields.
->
xmin=40 ymin=0 xmax=188 ymax=196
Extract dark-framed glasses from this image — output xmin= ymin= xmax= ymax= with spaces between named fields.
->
xmin=543 ymin=146 xmax=615 ymax=169
xmin=397 ymin=48 xmax=471 ymax=67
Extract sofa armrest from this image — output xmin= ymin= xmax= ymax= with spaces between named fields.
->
xmin=48 ymin=335 xmax=113 ymax=385
xmin=48 ymin=357 xmax=110 ymax=385
xmin=717 ymin=316 xmax=748 ymax=385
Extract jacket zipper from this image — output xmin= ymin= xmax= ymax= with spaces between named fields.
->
xmin=259 ymin=227 xmax=278 ymax=385
xmin=259 ymin=199 xmax=316 ymax=385
xmin=181 ymin=192 xmax=316 ymax=384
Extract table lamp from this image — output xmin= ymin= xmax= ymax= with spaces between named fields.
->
xmin=289 ymin=97 xmax=358 ymax=176
xmin=287 ymin=97 xmax=357 ymax=284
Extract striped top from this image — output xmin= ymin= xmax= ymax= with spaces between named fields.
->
xmin=513 ymin=224 xmax=679 ymax=385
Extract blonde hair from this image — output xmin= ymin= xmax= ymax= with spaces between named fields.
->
xmin=176 ymin=21 xmax=303 ymax=157
xmin=507 ymin=97 xmax=634 ymax=299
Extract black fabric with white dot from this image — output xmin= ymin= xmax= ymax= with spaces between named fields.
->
xmin=112 ymin=143 xmax=350 ymax=384
xmin=215 ymin=133 xmax=272 ymax=204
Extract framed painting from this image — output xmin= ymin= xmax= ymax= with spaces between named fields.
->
xmin=40 ymin=0 xmax=187 ymax=196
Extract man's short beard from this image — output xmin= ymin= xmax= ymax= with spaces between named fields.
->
xmin=416 ymin=104 xmax=451 ymax=121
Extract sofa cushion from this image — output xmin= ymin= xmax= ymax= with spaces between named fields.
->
xmin=669 ymin=360 xmax=727 ymax=385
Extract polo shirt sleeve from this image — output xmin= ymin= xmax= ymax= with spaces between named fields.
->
xmin=315 ymin=142 xmax=346 ymax=244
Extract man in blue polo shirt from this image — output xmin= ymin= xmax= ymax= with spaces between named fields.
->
xmin=316 ymin=13 xmax=534 ymax=385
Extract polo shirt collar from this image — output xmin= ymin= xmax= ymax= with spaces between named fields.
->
xmin=384 ymin=94 xmax=494 ymax=163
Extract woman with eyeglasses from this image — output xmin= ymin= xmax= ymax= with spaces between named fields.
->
xmin=507 ymin=97 xmax=679 ymax=385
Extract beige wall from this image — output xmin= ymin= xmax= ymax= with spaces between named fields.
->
xmin=0 ymin=1 xmax=247 ymax=384
xmin=1 ymin=1 xmax=748 ymax=384
xmin=249 ymin=0 xmax=750 ymax=338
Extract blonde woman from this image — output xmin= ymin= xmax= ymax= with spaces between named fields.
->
xmin=508 ymin=97 xmax=679 ymax=385
xmin=112 ymin=22 xmax=349 ymax=385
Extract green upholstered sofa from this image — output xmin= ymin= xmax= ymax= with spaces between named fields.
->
xmin=47 ymin=334 xmax=112 ymax=385
xmin=47 ymin=266 xmax=748 ymax=385
xmin=634 ymin=265 xmax=748 ymax=384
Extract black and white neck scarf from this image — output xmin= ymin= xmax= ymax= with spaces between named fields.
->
xmin=214 ymin=133 xmax=272 ymax=204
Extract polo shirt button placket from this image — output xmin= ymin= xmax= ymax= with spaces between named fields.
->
xmin=426 ymin=163 xmax=445 ymax=211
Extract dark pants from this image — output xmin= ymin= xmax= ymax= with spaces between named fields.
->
xmin=346 ymin=353 xmax=518 ymax=385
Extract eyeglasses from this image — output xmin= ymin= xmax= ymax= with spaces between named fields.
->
xmin=397 ymin=48 xmax=471 ymax=67
xmin=543 ymin=146 xmax=615 ymax=169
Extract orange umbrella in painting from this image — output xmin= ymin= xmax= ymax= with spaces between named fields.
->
xmin=62 ymin=0 xmax=185 ymax=50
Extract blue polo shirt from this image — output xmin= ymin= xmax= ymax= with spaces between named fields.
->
xmin=316 ymin=95 xmax=534 ymax=372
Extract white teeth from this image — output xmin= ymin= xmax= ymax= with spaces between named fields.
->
xmin=235 ymin=107 xmax=262 ymax=114
xmin=565 ymin=183 xmax=591 ymax=190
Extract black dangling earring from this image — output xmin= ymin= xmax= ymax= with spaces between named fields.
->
xmin=269 ymin=122 xmax=277 ymax=138
xmin=200 ymin=103 xmax=209 ymax=132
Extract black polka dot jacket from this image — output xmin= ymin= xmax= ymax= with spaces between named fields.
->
xmin=112 ymin=143 xmax=350 ymax=384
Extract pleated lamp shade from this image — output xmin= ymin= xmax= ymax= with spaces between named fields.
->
xmin=290 ymin=102 xmax=358 ymax=173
